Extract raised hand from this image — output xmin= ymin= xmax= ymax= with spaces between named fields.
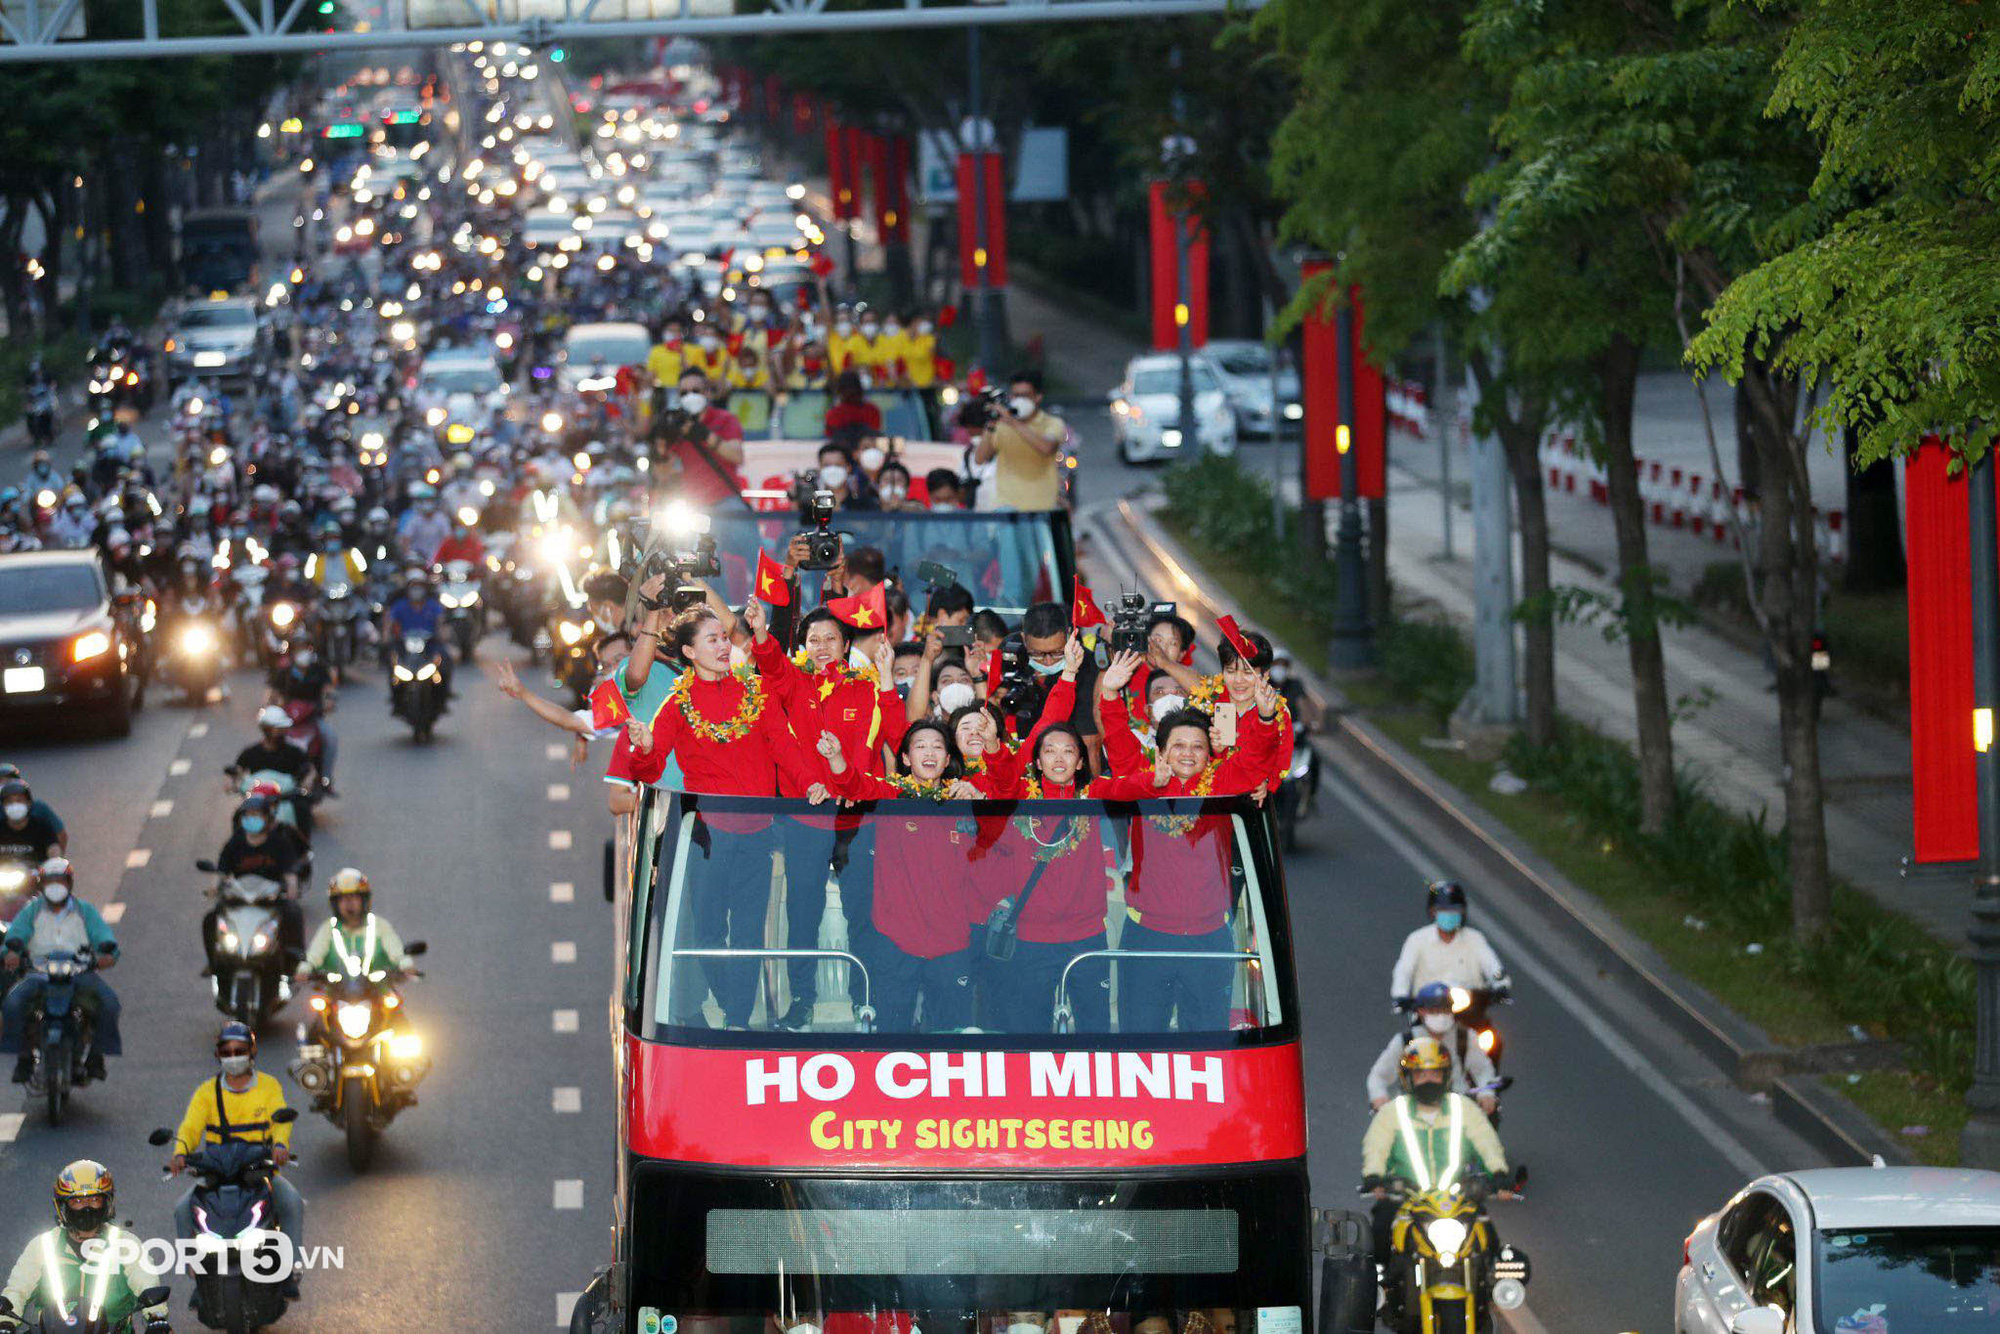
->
xmin=741 ymin=596 xmax=769 ymax=642
xmin=1061 ymin=629 xmax=1085 ymax=681
xmin=494 ymin=660 xmax=523 ymax=700
xmin=1100 ymin=648 xmax=1145 ymax=698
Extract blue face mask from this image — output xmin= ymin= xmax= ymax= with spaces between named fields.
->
xmin=1434 ymin=911 xmax=1464 ymax=933
xmin=1030 ymin=658 xmax=1064 ymax=677
xmin=241 ymin=816 xmax=267 ymax=835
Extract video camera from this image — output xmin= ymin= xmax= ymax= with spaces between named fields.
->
xmin=637 ymin=502 xmax=721 ymax=614
xmin=1110 ymin=592 xmax=1177 ymax=658
xmin=794 ymin=478 xmax=842 ymax=572
xmin=993 ymin=630 xmax=1040 ymax=719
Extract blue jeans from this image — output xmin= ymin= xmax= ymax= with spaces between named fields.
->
xmin=1115 ymin=922 xmax=1234 ymax=1034
xmin=1 ymin=971 xmax=122 ymax=1055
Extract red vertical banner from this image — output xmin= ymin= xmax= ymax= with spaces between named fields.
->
xmin=1148 ymin=182 xmax=1212 ymax=351
xmin=955 ymin=152 xmax=1008 ymax=287
xmin=980 ymin=151 xmax=1008 ymax=286
xmin=1906 ymin=437 xmax=1982 ymax=862
xmin=844 ymin=126 xmax=868 ymax=225
xmin=826 ymin=116 xmax=854 ymax=222
xmin=1301 ymin=276 xmax=1386 ymax=501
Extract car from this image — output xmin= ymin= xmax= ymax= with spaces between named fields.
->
xmin=559 ymin=321 xmax=652 ymax=394
xmin=164 ymin=295 xmax=262 ymax=385
xmin=0 ymin=549 xmax=142 ymax=736
xmin=416 ymin=348 xmax=508 ymax=440
xmin=1108 ymin=352 xmax=1238 ymax=463
xmin=1204 ymin=337 xmax=1304 ymax=438
xmin=1675 ymin=1163 xmax=2000 ymax=1333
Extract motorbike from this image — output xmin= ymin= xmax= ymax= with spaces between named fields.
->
xmin=195 ymin=862 xmax=291 ymax=1027
xmin=261 ymin=598 xmax=304 ymax=672
xmin=545 ymin=597 xmax=598 ymax=709
xmin=0 ymin=1284 xmax=171 ymax=1333
xmin=279 ymin=699 xmax=329 ymax=797
xmin=1397 ymin=984 xmax=1510 ymax=1069
xmin=291 ymin=941 xmax=429 ymax=1171
xmin=2 ymin=944 xmax=108 ymax=1126
xmin=146 ymin=1110 xmax=300 ymax=1333
xmin=388 ymin=635 xmax=446 ymax=743
xmin=1361 ymin=1169 xmax=1530 ymax=1334
xmin=23 ymin=382 xmax=57 ymax=448
xmin=161 ymin=610 xmax=226 ymax=706
xmin=316 ymin=573 xmax=368 ymax=675
xmin=0 ymin=858 xmax=34 ymax=925
xmin=435 ymin=558 xmax=485 ymax=661
xmin=87 ymin=348 xmax=151 ymax=418
xmin=1274 ymin=713 xmax=1319 ymax=853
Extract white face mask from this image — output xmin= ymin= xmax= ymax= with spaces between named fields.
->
xmin=938 ymin=681 xmax=975 ymax=713
xmin=858 ymin=446 xmax=886 ymax=472
xmin=915 ymin=320 xmax=934 ymax=335
xmin=1009 ymin=395 xmax=1037 ymax=419
xmin=1150 ymin=693 xmax=1186 ymax=723
xmin=884 ymin=321 xmax=902 ymax=335
xmin=3 ymin=802 xmax=26 ymax=822
xmin=1421 ymin=1012 xmax=1455 ymax=1036
xmin=220 ymin=1055 xmax=253 ymax=1077
xmin=834 ymin=320 xmax=853 ymax=335
xmin=679 ymin=391 xmax=707 ymax=414
xmin=42 ymin=882 xmax=69 ymax=906
xmin=818 ymin=463 xmax=849 ymax=490
xmin=699 ymin=334 xmax=722 ymax=350
xmin=860 ymin=323 xmax=880 ymax=339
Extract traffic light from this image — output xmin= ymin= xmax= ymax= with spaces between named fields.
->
xmin=550 ymin=47 xmax=565 ymax=62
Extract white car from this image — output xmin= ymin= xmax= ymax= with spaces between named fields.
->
xmin=1205 ymin=337 xmax=1303 ymax=438
xmin=1675 ymin=1164 xmax=2000 ymax=1333
xmin=416 ymin=349 xmax=507 ymax=437
xmin=559 ymin=322 xmax=651 ymax=394
xmin=1108 ymin=353 xmax=1237 ymax=464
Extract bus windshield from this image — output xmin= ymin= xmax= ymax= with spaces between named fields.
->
xmin=701 ymin=512 xmax=1069 ymax=618
xmin=632 ymin=796 xmax=1294 ymax=1044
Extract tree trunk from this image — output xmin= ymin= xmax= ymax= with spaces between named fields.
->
xmin=1366 ymin=497 xmax=1390 ymax=631
xmin=1734 ymin=378 xmax=1760 ymax=499
xmin=1498 ymin=413 xmax=1556 ymax=748
xmin=1598 ymin=332 xmax=1677 ymax=834
xmin=1842 ymin=427 xmax=1905 ymax=594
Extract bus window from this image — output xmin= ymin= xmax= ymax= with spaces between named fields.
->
xmin=643 ymin=797 xmax=1291 ymax=1041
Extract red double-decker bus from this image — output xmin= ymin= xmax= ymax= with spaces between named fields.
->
xmin=572 ymin=793 xmax=1310 ymax=1334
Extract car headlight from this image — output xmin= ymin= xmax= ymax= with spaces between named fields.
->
xmin=71 ymin=631 xmax=111 ymax=662
xmin=1424 ymin=1217 xmax=1469 ymax=1265
xmin=1160 ymin=428 xmax=1184 ymax=448
xmin=336 ymin=1002 xmax=374 ymax=1040
xmin=1283 ymin=402 xmax=1304 ymax=420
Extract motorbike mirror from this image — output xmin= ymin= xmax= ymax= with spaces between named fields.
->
xmin=146 ymin=1128 xmax=173 ymax=1146
xmin=271 ymin=1107 xmax=299 ymax=1124
xmin=1512 ymin=1164 xmax=1529 ymax=1190
xmin=136 ymin=1285 xmax=170 ymax=1309
xmin=405 ymin=940 xmax=428 ymax=956
xmin=194 ymin=858 xmax=219 ymax=874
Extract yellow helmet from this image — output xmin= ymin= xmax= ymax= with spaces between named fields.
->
xmin=327 ymin=866 xmax=371 ymax=906
xmin=54 ymin=1159 xmax=114 ymax=1231
xmin=1398 ymin=1035 xmax=1452 ymax=1085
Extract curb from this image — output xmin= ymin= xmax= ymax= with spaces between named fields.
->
xmin=1100 ymin=495 xmax=1912 ymax=1169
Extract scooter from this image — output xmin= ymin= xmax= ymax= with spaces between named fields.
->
xmin=0 ymin=1283 xmax=171 ymax=1333
xmin=1397 ymin=984 xmax=1511 ymax=1069
xmin=1361 ymin=1168 xmax=1529 ymax=1334
xmin=1274 ymin=713 xmax=1319 ymax=853
xmin=2 ymin=943 xmax=110 ymax=1127
xmin=292 ymin=942 xmax=430 ymax=1171
xmin=317 ymin=574 xmax=367 ymax=675
xmin=195 ymin=863 xmax=291 ymax=1027
xmin=147 ymin=1109 xmax=300 ymax=1332
xmin=388 ymin=635 xmax=446 ymax=743
xmin=161 ymin=611 xmax=226 ymax=706
xmin=435 ymin=558 xmax=485 ymax=661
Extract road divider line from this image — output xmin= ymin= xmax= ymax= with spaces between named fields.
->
xmin=188 ymin=723 xmax=208 ymax=739
xmin=100 ymin=903 xmax=125 ymax=924
xmin=0 ymin=1112 xmax=24 ymax=1143
xmin=550 ymin=881 xmax=574 ymax=903
xmin=557 ymin=1293 xmax=580 ymax=1327
xmin=553 ymin=1179 xmax=583 ymax=1210
xmin=124 ymin=849 xmax=151 ymax=869
xmin=554 ymin=1087 xmax=581 ymax=1113
xmin=547 ymin=783 xmax=570 ymax=801
xmin=548 ymin=830 xmax=572 ymax=850
xmin=149 ymin=799 xmax=173 ymax=819
xmin=168 ymin=758 xmax=192 ymax=777
xmin=546 ymin=743 xmax=568 ymax=762
xmin=553 ymin=1009 xmax=578 ymax=1033
xmin=552 ymin=941 xmax=576 ymax=964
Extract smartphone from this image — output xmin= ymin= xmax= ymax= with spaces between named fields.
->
xmin=938 ymin=624 xmax=974 ymax=648
xmin=1212 ymin=701 xmax=1239 ymax=748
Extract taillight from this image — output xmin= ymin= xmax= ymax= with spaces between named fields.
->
xmin=1683 ymin=1232 xmax=1694 ymax=1270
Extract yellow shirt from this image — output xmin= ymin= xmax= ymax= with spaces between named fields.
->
xmin=174 ymin=1071 xmax=293 ymax=1155
xmin=644 ymin=342 xmax=684 ymax=386
xmin=725 ymin=359 xmax=770 ymax=390
xmin=989 ymin=408 xmax=1067 ymax=511
xmin=872 ymin=329 xmax=910 ymax=382
xmin=828 ymin=329 xmax=867 ymax=374
xmin=902 ymin=331 xmax=938 ymax=387
xmin=685 ymin=341 xmax=728 ymax=377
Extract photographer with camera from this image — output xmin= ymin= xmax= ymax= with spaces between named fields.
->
xmin=652 ymin=369 xmax=747 ymax=507
xmin=971 ymin=369 xmax=1067 ymax=512
xmin=993 ymin=602 xmax=1104 ymax=768
xmin=811 ymin=441 xmax=877 ymax=512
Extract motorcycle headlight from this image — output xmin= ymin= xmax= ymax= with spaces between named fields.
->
xmin=557 ymin=619 xmax=586 ymax=645
xmin=181 ymin=624 xmax=216 ymax=654
xmin=438 ymin=593 xmax=460 ymax=609
xmin=220 ymin=929 xmax=240 ymax=950
xmin=0 ymin=868 xmax=25 ymax=891
xmin=417 ymin=663 xmax=439 ymax=681
xmin=389 ymin=1032 xmax=423 ymax=1060
xmin=393 ymin=664 xmax=415 ymax=681
xmin=271 ymin=603 xmax=297 ymax=629
xmin=1424 ymin=1217 xmax=1469 ymax=1265
xmin=336 ymin=1002 xmax=374 ymax=1040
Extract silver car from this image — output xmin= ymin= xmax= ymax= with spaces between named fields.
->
xmin=166 ymin=297 xmax=262 ymax=385
xmin=1675 ymin=1164 xmax=2000 ymax=1333
xmin=1204 ymin=337 xmax=1303 ymax=438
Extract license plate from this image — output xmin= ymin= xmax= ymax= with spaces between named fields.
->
xmin=192 ymin=351 xmax=228 ymax=368
xmin=3 ymin=667 xmax=44 ymax=694
xmin=1811 ymin=650 xmax=1831 ymax=671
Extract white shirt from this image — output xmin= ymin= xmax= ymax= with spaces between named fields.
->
xmin=1389 ymin=923 xmax=1506 ymax=999
xmin=23 ymin=904 xmax=91 ymax=965
xmin=1365 ymin=1025 xmax=1500 ymax=1104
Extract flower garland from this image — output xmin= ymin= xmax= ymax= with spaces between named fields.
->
xmin=792 ymin=649 xmax=881 ymax=699
xmin=884 ymin=773 xmax=954 ymax=802
xmin=1148 ymin=763 xmax=1218 ymax=836
xmin=668 ymin=665 xmax=766 ymax=743
xmin=1012 ymin=810 xmax=1091 ymax=861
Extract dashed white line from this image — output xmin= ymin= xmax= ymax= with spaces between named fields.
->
xmin=124 ymin=849 xmax=151 ymax=869
xmin=545 ymin=743 xmax=568 ymax=762
xmin=551 ymin=941 xmax=576 ymax=964
xmin=100 ymin=903 xmax=125 ymax=924
xmin=553 ymin=1087 xmax=581 ymax=1113
xmin=557 ymin=1293 xmax=580 ymax=1327
xmin=547 ymin=783 xmax=571 ymax=801
xmin=548 ymin=830 xmax=572 ymax=850
xmin=149 ymin=799 xmax=173 ymax=819
xmin=553 ymin=1179 xmax=583 ymax=1210
xmin=0 ymin=1113 xmax=24 ymax=1143
xmin=550 ymin=881 xmax=574 ymax=903
xmin=168 ymin=758 xmax=192 ymax=777
xmin=553 ymin=1009 xmax=579 ymax=1033
xmin=188 ymin=723 xmax=208 ymax=739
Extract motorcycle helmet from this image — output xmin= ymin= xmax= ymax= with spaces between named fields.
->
xmin=1399 ymin=1035 xmax=1453 ymax=1103
xmin=0 ymin=762 xmax=21 ymax=782
xmin=257 ymin=703 xmax=293 ymax=732
xmin=365 ymin=506 xmax=391 ymax=528
xmin=53 ymin=1160 xmax=114 ymax=1234
xmin=235 ymin=792 xmax=276 ymax=835
xmin=251 ymin=483 xmax=281 ymax=507
xmin=327 ymin=866 xmax=371 ymax=912
xmin=1 ymin=777 xmax=30 ymax=823
xmin=1425 ymin=879 xmax=1468 ymax=912
xmin=215 ymin=1021 xmax=257 ymax=1076
xmin=36 ymin=857 xmax=74 ymax=905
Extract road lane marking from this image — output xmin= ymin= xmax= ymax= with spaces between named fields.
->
xmin=550 ymin=881 xmax=574 ymax=903
xmin=168 ymin=758 xmax=192 ymax=777
xmin=552 ymin=941 xmax=576 ymax=964
xmin=553 ymin=1180 xmax=583 ymax=1210
xmin=553 ymin=1009 xmax=578 ymax=1032
xmin=547 ymin=783 xmax=570 ymax=801
xmin=124 ymin=849 xmax=150 ymax=869
xmin=554 ymin=1087 xmax=581 ymax=1113
xmin=100 ymin=903 xmax=125 ymax=924
xmin=546 ymin=743 xmax=568 ymax=761
xmin=1329 ymin=780 xmax=1769 ymax=1179
xmin=557 ymin=1293 xmax=580 ymax=1327
xmin=548 ymin=830 xmax=572 ymax=850
xmin=1499 ymin=1305 xmax=1552 ymax=1334
xmin=188 ymin=723 xmax=208 ymax=738
xmin=0 ymin=1112 xmax=24 ymax=1142
xmin=149 ymin=800 xmax=173 ymax=819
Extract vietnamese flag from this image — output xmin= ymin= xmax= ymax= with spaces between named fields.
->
xmin=589 ymin=677 xmax=630 ymax=732
xmin=1072 ymin=579 xmax=1109 ymax=630
xmin=828 ymin=582 xmax=888 ymax=631
xmin=1215 ymin=613 xmax=1255 ymax=661
xmin=755 ymin=549 xmax=793 ymax=606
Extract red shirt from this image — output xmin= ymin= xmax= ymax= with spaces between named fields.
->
xmin=433 ymin=533 xmax=485 ymax=566
xmin=965 ymin=812 xmax=1115 ymax=945
xmin=750 ymin=635 xmax=906 ymax=797
xmin=827 ymin=767 xmax=982 ymax=958
xmin=824 ymin=400 xmax=883 ymax=435
xmin=626 ymin=670 xmax=819 ymax=798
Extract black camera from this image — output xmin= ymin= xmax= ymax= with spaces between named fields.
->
xmin=636 ymin=505 xmax=721 ymax=613
xmin=916 ymin=559 xmax=959 ymax=590
xmin=957 ymin=385 xmax=1008 ymax=431
xmin=795 ymin=484 xmax=842 ymax=571
xmin=995 ymin=630 xmax=1039 ymax=718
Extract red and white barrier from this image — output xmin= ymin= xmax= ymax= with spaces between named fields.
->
xmin=1388 ymin=379 xmax=1430 ymax=438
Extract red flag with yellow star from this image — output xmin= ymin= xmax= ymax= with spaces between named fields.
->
xmin=1072 ymin=580 xmax=1109 ymax=630
xmin=754 ymin=549 xmax=793 ymax=607
xmin=828 ymin=582 xmax=888 ymax=631
xmin=589 ymin=677 xmax=630 ymax=732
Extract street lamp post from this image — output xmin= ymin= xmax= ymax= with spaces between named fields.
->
xmin=1328 ymin=298 xmax=1374 ymax=670
xmin=1964 ymin=451 xmax=2000 ymax=1167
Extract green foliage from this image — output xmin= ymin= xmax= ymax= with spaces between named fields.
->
xmin=1520 ymin=571 xmax=1698 ymax=644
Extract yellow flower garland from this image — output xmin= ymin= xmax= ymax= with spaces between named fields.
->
xmin=668 ymin=665 xmax=766 ymax=743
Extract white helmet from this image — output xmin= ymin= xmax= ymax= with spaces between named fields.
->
xmin=256 ymin=704 xmax=291 ymax=730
